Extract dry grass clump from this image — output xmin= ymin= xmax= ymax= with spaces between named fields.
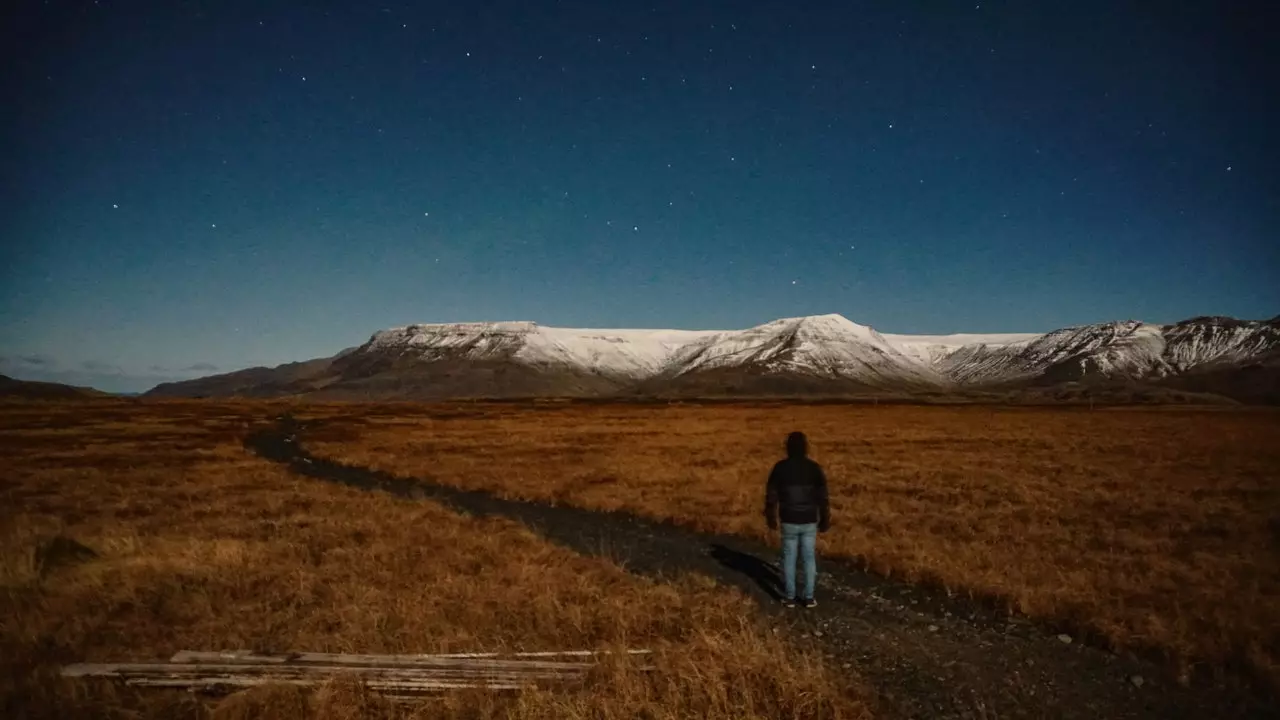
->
xmin=304 ymin=402 xmax=1280 ymax=689
xmin=0 ymin=400 xmax=868 ymax=719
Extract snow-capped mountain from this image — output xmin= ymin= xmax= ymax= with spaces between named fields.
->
xmin=1161 ymin=316 xmax=1280 ymax=370
xmin=664 ymin=314 xmax=945 ymax=386
xmin=145 ymin=313 xmax=1280 ymax=402
xmin=930 ymin=320 xmax=1171 ymax=386
xmin=353 ymin=314 xmax=967 ymax=392
xmin=919 ymin=316 xmax=1279 ymax=387
xmin=363 ymin=321 xmax=719 ymax=380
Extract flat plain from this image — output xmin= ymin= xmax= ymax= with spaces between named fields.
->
xmin=300 ymin=400 xmax=1280 ymax=693
xmin=0 ymin=400 xmax=866 ymax=719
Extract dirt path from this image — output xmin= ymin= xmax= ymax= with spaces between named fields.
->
xmin=245 ymin=414 xmax=1275 ymax=720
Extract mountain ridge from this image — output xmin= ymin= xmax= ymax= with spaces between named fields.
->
xmin=0 ymin=374 xmax=112 ymax=400
xmin=144 ymin=313 xmax=1280 ymax=404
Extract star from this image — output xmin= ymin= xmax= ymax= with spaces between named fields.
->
xmin=112 ymin=204 xmax=118 ymax=209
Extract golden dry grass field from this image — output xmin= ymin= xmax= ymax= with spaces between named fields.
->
xmin=0 ymin=400 xmax=868 ymax=719
xmin=301 ymin=401 xmax=1280 ymax=691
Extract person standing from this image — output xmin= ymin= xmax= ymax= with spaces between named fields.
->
xmin=763 ymin=431 xmax=830 ymax=608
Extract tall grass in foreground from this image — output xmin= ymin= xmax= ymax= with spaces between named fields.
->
xmin=0 ymin=401 xmax=869 ymax=719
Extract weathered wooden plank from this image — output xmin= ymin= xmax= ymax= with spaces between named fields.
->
xmin=62 ymin=648 xmax=654 ymax=696
xmin=430 ymin=649 xmax=652 ymax=659
xmin=166 ymin=651 xmax=594 ymax=671
xmin=64 ymin=664 xmax=575 ymax=695
xmin=124 ymin=677 xmax=527 ymax=693
xmin=128 ymin=674 xmax=545 ymax=687
xmin=169 ymin=649 xmax=648 ymax=665
xmin=64 ymin=662 xmax=583 ymax=680
xmin=70 ymin=661 xmax=586 ymax=676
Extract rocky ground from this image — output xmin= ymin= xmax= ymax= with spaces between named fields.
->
xmin=247 ymin=414 xmax=1276 ymax=720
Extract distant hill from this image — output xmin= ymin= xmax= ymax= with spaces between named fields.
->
xmin=145 ymin=356 xmax=344 ymax=399
xmin=143 ymin=314 xmax=1280 ymax=404
xmin=0 ymin=374 xmax=111 ymax=400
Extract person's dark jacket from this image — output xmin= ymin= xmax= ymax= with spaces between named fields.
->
xmin=764 ymin=432 xmax=831 ymax=531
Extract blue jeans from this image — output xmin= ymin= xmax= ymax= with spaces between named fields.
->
xmin=780 ymin=522 xmax=818 ymax=600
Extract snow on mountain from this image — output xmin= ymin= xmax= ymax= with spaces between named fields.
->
xmin=363 ymin=315 xmax=945 ymax=387
xmin=357 ymin=314 xmax=1279 ymax=388
xmin=883 ymin=332 xmax=1041 ymax=365
xmin=150 ymin=313 xmax=1278 ymax=401
xmin=936 ymin=320 xmax=1168 ymax=385
xmin=921 ymin=317 xmax=1280 ymax=386
xmin=1161 ymin=316 xmax=1280 ymax=371
xmin=666 ymin=314 xmax=944 ymax=386
xmin=364 ymin=321 xmax=719 ymax=379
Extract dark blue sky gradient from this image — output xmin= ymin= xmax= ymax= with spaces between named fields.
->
xmin=3 ymin=1 xmax=1277 ymax=391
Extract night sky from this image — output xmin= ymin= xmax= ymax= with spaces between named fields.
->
xmin=3 ymin=1 xmax=1277 ymax=392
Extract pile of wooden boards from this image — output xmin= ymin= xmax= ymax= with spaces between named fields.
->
xmin=62 ymin=649 xmax=652 ymax=698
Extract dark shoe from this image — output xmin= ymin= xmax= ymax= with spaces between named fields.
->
xmin=801 ymin=597 xmax=817 ymax=608
xmin=781 ymin=597 xmax=797 ymax=608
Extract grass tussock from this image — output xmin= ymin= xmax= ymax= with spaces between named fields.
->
xmin=302 ymin=401 xmax=1280 ymax=690
xmin=0 ymin=400 xmax=869 ymax=719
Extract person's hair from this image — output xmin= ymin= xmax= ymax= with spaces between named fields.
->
xmin=786 ymin=431 xmax=807 ymax=457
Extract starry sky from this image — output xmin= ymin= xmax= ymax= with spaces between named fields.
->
xmin=2 ymin=1 xmax=1277 ymax=392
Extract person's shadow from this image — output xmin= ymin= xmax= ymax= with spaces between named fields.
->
xmin=709 ymin=544 xmax=783 ymax=601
